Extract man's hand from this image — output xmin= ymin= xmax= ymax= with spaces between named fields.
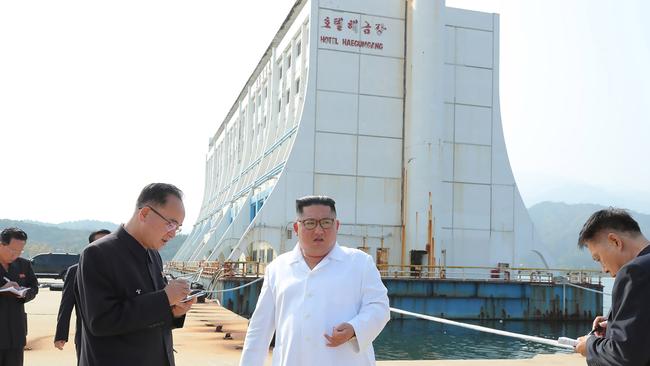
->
xmin=575 ymin=335 xmax=589 ymax=357
xmin=171 ymin=297 xmax=196 ymax=318
xmin=591 ymin=315 xmax=607 ymax=337
xmin=54 ymin=340 xmax=66 ymax=350
xmin=324 ymin=322 xmax=355 ymax=347
xmin=164 ymin=279 xmax=190 ymax=306
xmin=1 ymin=281 xmax=19 ymax=290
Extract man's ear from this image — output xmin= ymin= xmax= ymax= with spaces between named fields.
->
xmin=293 ymin=221 xmax=299 ymax=234
xmin=138 ymin=207 xmax=148 ymax=222
xmin=607 ymin=232 xmax=624 ymax=250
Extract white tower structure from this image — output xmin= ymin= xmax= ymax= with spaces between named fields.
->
xmin=173 ymin=0 xmax=549 ymax=270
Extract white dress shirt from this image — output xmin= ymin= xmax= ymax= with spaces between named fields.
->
xmin=240 ymin=242 xmax=390 ymax=366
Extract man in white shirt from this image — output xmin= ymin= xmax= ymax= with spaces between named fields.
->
xmin=240 ymin=195 xmax=390 ymax=366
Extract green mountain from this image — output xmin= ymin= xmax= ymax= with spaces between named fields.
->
xmin=528 ymin=202 xmax=650 ymax=270
xmin=0 ymin=219 xmax=185 ymax=261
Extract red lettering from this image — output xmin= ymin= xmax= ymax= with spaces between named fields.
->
xmin=362 ymin=21 xmax=371 ymax=35
xmin=347 ymin=19 xmax=358 ymax=33
xmin=334 ymin=17 xmax=343 ymax=31
xmin=375 ymin=23 xmax=387 ymax=36
xmin=341 ymin=38 xmax=384 ymax=50
xmin=322 ymin=16 xmax=331 ymax=29
xmin=320 ymin=36 xmax=339 ymax=45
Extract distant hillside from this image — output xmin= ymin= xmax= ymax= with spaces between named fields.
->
xmin=8 ymin=202 xmax=649 ymax=267
xmin=525 ymin=183 xmax=650 ymax=217
xmin=0 ymin=219 xmax=185 ymax=261
xmin=528 ymin=202 xmax=650 ymax=270
xmin=23 ymin=219 xmax=119 ymax=231
xmin=57 ymin=220 xmax=119 ymax=231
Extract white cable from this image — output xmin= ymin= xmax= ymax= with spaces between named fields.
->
xmin=390 ymin=307 xmax=575 ymax=350
xmin=203 ymin=277 xmax=264 ymax=293
xmin=186 ymin=270 xmax=583 ymax=350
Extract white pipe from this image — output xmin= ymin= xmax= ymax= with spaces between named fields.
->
xmin=390 ymin=307 xmax=575 ymax=350
xmin=204 ymin=277 xmax=264 ymax=293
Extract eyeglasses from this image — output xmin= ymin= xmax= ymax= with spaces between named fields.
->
xmin=298 ymin=218 xmax=336 ymax=230
xmin=144 ymin=205 xmax=182 ymax=233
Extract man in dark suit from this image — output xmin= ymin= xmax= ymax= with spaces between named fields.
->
xmin=0 ymin=227 xmax=39 ymax=366
xmin=575 ymin=208 xmax=650 ymax=365
xmin=76 ymin=183 xmax=195 ymax=366
xmin=54 ymin=229 xmax=111 ymax=361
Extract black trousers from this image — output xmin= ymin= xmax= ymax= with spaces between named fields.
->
xmin=0 ymin=348 xmax=23 ymax=366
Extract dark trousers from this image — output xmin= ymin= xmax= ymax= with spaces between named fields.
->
xmin=0 ymin=348 xmax=23 ymax=366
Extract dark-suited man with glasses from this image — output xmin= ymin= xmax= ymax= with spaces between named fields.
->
xmin=76 ymin=183 xmax=195 ymax=366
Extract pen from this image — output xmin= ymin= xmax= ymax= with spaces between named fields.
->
xmin=3 ymin=276 xmax=10 ymax=283
xmin=589 ymin=322 xmax=606 ymax=335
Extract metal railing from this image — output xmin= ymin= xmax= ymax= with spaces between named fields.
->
xmin=166 ymin=261 xmax=265 ymax=278
xmin=166 ymin=261 xmax=602 ymax=285
xmin=377 ymin=264 xmax=603 ymax=285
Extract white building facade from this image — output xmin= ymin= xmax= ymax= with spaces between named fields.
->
xmin=173 ymin=0 xmax=549 ymax=270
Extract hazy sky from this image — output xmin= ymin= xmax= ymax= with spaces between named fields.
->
xmin=1 ymin=0 xmax=649 ymax=230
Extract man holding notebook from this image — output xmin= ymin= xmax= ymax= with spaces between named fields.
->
xmin=0 ymin=227 xmax=39 ymax=366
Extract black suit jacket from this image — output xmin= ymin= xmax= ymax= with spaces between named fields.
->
xmin=0 ymin=257 xmax=39 ymax=350
xmin=76 ymin=226 xmax=184 ymax=366
xmin=55 ymin=264 xmax=82 ymax=347
xmin=587 ymin=245 xmax=650 ymax=366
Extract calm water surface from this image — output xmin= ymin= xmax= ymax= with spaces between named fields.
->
xmin=375 ymin=277 xmax=614 ymax=360
xmin=374 ymin=319 xmax=592 ymax=360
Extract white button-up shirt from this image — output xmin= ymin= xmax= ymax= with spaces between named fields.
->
xmin=240 ymin=243 xmax=390 ymax=366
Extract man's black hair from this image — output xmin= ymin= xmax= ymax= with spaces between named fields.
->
xmin=136 ymin=183 xmax=183 ymax=209
xmin=89 ymin=229 xmax=111 ymax=243
xmin=295 ymin=195 xmax=336 ymax=216
xmin=1 ymin=227 xmax=28 ymax=245
xmin=578 ymin=207 xmax=642 ymax=248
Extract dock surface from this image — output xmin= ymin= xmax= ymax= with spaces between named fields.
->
xmin=24 ymin=286 xmax=585 ymax=365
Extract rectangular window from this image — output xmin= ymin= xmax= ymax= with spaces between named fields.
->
xmin=296 ymin=41 xmax=301 ymax=56
xmin=295 ymin=78 xmax=300 ymax=93
xmin=287 ymin=55 xmax=291 ymax=69
xmin=285 ymin=89 xmax=290 ymax=105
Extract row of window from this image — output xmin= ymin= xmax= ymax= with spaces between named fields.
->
xmin=204 ymin=20 xmax=309 ymax=218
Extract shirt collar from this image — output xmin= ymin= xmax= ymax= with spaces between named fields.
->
xmin=638 ymin=245 xmax=650 ymax=257
xmin=289 ymin=242 xmax=344 ymax=264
